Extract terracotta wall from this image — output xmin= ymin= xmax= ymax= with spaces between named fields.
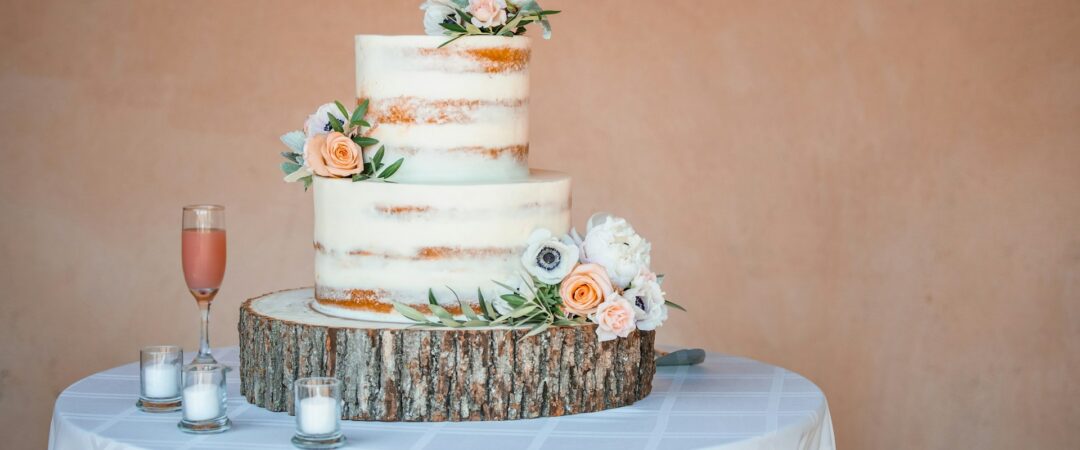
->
xmin=2 ymin=0 xmax=1078 ymax=448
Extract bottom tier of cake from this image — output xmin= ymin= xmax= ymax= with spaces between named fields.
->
xmin=240 ymin=288 xmax=657 ymax=421
xmin=312 ymin=170 xmax=571 ymax=322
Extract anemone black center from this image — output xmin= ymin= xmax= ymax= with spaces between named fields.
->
xmin=536 ymin=246 xmax=561 ymax=270
xmin=635 ymin=296 xmax=647 ymax=310
xmin=323 ymin=122 xmax=333 ymax=132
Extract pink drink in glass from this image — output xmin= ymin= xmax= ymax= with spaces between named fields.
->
xmin=182 ymin=228 xmax=226 ymax=295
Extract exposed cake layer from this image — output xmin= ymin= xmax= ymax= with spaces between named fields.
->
xmin=356 ymin=35 xmax=531 ymax=183
xmin=313 ymin=170 xmax=571 ymax=322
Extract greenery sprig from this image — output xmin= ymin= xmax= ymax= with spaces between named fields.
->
xmin=437 ymin=0 xmax=560 ymax=48
xmin=392 ymin=277 xmax=587 ymax=341
xmin=352 ymin=145 xmax=404 ymax=182
xmin=279 ymin=99 xmax=404 ymax=190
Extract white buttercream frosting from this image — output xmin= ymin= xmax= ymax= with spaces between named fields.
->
xmin=355 ymin=35 xmax=531 ymax=183
xmin=313 ymin=170 xmax=571 ymax=322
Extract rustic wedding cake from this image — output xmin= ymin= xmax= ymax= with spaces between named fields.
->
xmin=311 ymin=35 xmax=571 ymax=322
xmin=241 ymin=1 xmax=678 ymax=422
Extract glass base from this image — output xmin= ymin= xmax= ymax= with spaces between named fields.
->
xmin=292 ymin=433 xmax=345 ymax=449
xmin=136 ymin=397 xmax=181 ymax=413
xmin=191 ymin=353 xmax=219 ymax=365
xmin=178 ymin=416 xmax=231 ymax=434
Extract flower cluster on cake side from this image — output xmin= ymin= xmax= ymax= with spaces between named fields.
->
xmin=396 ymin=213 xmax=685 ymax=342
xmin=421 ymin=0 xmax=560 ymax=46
xmin=279 ymin=100 xmax=405 ymax=190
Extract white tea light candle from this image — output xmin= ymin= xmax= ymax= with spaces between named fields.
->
xmin=182 ymin=384 xmax=221 ymax=421
xmin=298 ymin=396 xmax=338 ymax=435
xmin=143 ymin=364 xmax=180 ymax=398
xmin=137 ymin=345 xmax=183 ymax=413
xmin=292 ymin=377 xmax=345 ymax=448
xmin=177 ymin=363 xmax=230 ymax=434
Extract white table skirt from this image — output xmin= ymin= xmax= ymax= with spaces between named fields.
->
xmin=49 ymin=347 xmax=834 ymax=450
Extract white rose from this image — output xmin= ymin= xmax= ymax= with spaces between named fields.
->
xmin=304 ymin=102 xmax=348 ymax=139
xmin=580 ymin=213 xmax=651 ymax=289
xmin=468 ymin=0 xmax=508 ymax=29
xmin=420 ymin=0 xmax=458 ymax=36
xmin=625 ymin=270 xmax=667 ymax=330
xmin=521 ymin=228 xmax=580 ymax=285
xmin=491 ymin=270 xmax=536 ymax=316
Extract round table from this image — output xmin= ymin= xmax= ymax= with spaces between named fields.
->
xmin=49 ymin=347 xmax=834 ymax=450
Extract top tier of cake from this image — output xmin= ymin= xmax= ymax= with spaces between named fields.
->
xmin=356 ymin=35 xmax=531 ymax=183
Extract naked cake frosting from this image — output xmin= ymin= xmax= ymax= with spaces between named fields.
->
xmin=276 ymin=1 xmax=678 ymax=340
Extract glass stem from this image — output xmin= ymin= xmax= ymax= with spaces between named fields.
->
xmin=198 ymin=301 xmax=212 ymax=361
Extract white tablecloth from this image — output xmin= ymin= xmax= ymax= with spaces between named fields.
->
xmin=49 ymin=347 xmax=834 ymax=450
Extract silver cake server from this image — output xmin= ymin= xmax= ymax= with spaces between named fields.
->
xmin=655 ymin=348 xmax=706 ymax=366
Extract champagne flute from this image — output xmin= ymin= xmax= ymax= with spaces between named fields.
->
xmin=182 ymin=205 xmax=226 ymax=365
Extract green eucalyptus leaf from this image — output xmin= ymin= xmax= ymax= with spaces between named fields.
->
xmin=511 ymin=1 xmax=557 ymax=38
xmin=280 ymin=131 xmax=306 ymax=154
xmin=428 ymin=288 xmax=439 ymax=306
xmin=461 ymin=320 xmax=490 ymax=327
xmin=351 ymin=136 xmax=379 ymax=147
xmin=301 ymin=175 xmax=313 ymax=191
xmin=438 ymin=33 xmax=467 ymax=49
xmin=281 ymin=161 xmax=301 ymax=175
xmin=372 ymin=146 xmax=385 ymax=170
xmin=363 ymin=162 xmax=374 ymax=175
xmin=351 ymin=174 xmax=370 ymax=182
xmin=499 ymin=13 xmax=525 ymax=36
xmin=509 ymin=304 xmax=537 ymax=318
xmin=428 ymin=304 xmax=456 ymax=322
xmin=378 ymin=158 xmax=404 ymax=179
xmin=491 ymin=304 xmax=535 ymax=325
xmin=438 ymin=316 xmax=463 ymax=328
xmin=350 ymin=99 xmax=369 ymax=125
xmin=516 ymin=310 xmax=546 ymax=326
xmin=500 ymin=294 xmax=526 ymax=308
xmin=519 ymin=322 xmax=550 ymax=341
xmin=327 ymin=113 xmax=344 ymax=133
xmin=665 ymin=300 xmax=688 ymax=312
xmin=392 ymin=302 xmax=432 ymax=323
xmin=477 ymin=288 xmax=496 ymax=320
xmin=440 ymin=21 xmax=467 ymax=33
xmin=334 ymin=101 xmax=350 ymax=121
xmin=448 ymin=286 xmax=479 ymax=321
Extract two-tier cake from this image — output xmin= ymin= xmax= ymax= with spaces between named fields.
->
xmin=311 ymin=36 xmax=570 ymax=322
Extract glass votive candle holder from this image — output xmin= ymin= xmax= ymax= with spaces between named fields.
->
xmin=292 ymin=377 xmax=345 ymax=449
xmin=137 ymin=345 xmax=183 ymax=412
xmin=177 ymin=363 xmax=231 ymax=434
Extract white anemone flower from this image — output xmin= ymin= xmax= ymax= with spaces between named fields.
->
xmin=520 ymin=228 xmax=579 ymax=285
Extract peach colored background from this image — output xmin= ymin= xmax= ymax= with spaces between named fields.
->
xmin=2 ymin=0 xmax=1079 ymax=448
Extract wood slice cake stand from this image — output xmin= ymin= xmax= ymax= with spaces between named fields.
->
xmin=239 ymin=288 xmax=657 ymax=422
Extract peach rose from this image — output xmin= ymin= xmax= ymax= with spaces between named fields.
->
xmin=592 ymin=295 xmax=637 ymax=342
xmin=559 ymin=263 xmax=613 ymax=317
xmin=304 ymin=132 xmax=363 ymax=178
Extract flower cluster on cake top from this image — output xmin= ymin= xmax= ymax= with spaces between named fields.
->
xmin=421 ymin=0 xmax=559 ymax=46
xmin=396 ymin=213 xmax=685 ymax=342
xmin=279 ymin=101 xmax=404 ymax=190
